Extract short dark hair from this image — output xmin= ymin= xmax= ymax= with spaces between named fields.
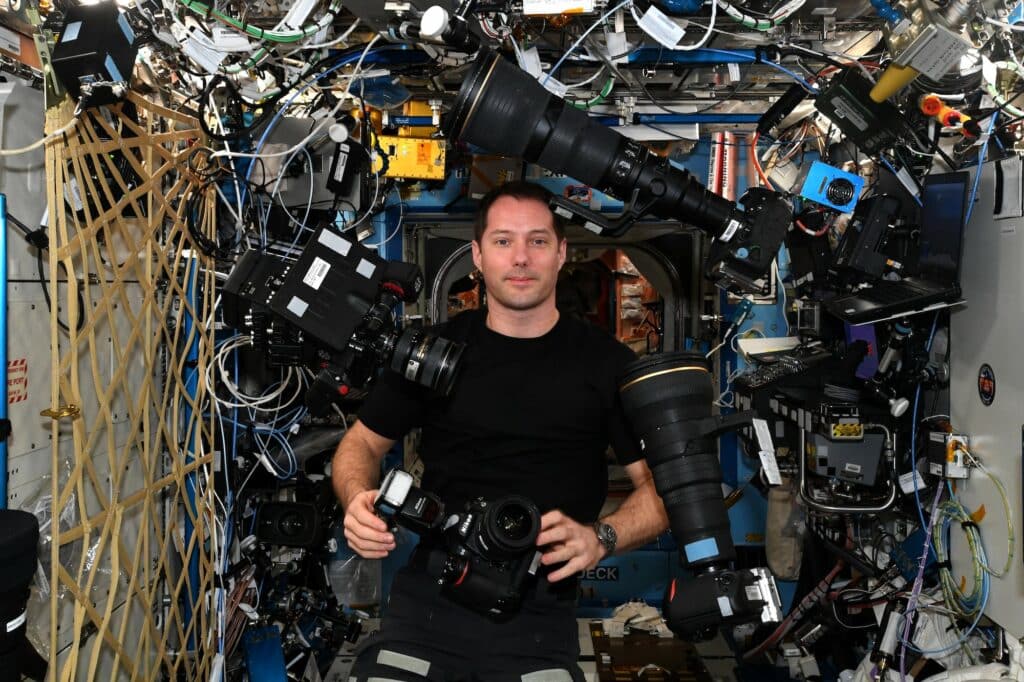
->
xmin=474 ymin=180 xmax=566 ymax=243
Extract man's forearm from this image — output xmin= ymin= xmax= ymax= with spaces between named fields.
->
xmin=601 ymin=479 xmax=669 ymax=554
xmin=332 ymin=436 xmax=382 ymax=509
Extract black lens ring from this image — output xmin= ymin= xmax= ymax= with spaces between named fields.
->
xmin=447 ymin=51 xmax=501 ymax=140
xmin=481 ymin=495 xmax=540 ymax=556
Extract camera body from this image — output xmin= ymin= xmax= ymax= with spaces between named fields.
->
xmin=375 ymin=469 xmax=543 ymax=618
xmin=664 ymin=567 xmax=782 ymax=640
xmin=222 ymin=227 xmax=464 ymax=413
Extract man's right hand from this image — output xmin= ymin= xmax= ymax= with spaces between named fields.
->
xmin=342 ymin=489 xmax=397 ymax=559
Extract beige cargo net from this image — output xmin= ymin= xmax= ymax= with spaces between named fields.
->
xmin=42 ymin=92 xmax=218 ymax=681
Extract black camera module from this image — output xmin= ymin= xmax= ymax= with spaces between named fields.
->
xmin=222 ymin=228 xmax=465 ymax=414
xmin=619 ymin=352 xmax=782 ymax=640
xmin=375 ymin=470 xmax=542 ymax=619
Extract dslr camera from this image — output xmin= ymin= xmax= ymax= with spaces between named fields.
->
xmin=374 ymin=469 xmax=543 ymax=619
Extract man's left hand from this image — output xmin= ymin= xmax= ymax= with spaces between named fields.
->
xmin=536 ymin=510 xmax=606 ymax=582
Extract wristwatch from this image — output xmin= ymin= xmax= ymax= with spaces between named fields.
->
xmin=593 ymin=521 xmax=617 ymax=556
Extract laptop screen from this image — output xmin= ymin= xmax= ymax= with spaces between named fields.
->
xmin=918 ymin=172 xmax=969 ymax=282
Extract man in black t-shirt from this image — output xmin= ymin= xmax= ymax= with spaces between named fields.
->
xmin=332 ymin=181 xmax=669 ymax=681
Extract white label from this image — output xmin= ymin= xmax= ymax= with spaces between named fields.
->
xmin=0 ymin=25 xmax=21 ymax=56
xmin=720 ymin=218 xmax=743 ymax=242
xmin=717 ymin=596 xmax=734 ymax=618
xmin=286 ymin=296 xmax=309 ymax=317
xmin=752 ymin=418 xmax=782 ymax=485
xmin=727 ymin=63 xmax=741 ymax=82
xmin=62 ymin=21 xmax=83 ymax=43
xmin=356 ymin=258 xmax=376 ymax=279
xmin=317 ymin=229 xmax=351 ymax=256
xmin=6 ymin=610 xmax=25 ymax=632
xmin=181 ymin=32 xmax=227 ymax=74
xmin=333 ymin=145 xmax=349 ymax=182
xmin=65 ymin=177 xmax=84 ymax=211
xmin=898 ymin=469 xmax=926 ymax=495
xmin=607 ymin=31 xmax=628 ymax=64
xmin=211 ymin=27 xmax=254 ymax=52
xmin=832 ymin=97 xmax=869 ymax=131
xmin=302 ymin=256 xmax=331 ymax=290
xmin=523 ymin=0 xmax=595 ymax=14
xmin=540 ymin=75 xmax=568 ymax=98
xmin=517 ymin=46 xmax=543 ymax=79
xmin=844 ymin=463 xmax=862 ymax=474
xmin=904 ymin=25 xmax=971 ymax=81
xmin=637 ymin=5 xmax=685 ymax=49
xmin=745 ymin=585 xmax=762 ymax=601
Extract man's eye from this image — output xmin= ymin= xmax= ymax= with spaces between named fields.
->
xmin=532 ymin=239 xmax=548 ymax=246
xmin=495 ymin=239 xmax=509 ymax=246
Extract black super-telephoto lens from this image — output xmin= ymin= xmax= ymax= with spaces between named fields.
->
xmin=618 ymin=352 xmax=734 ymax=572
xmin=445 ymin=50 xmax=740 ymax=238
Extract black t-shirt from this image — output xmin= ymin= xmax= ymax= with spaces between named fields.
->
xmin=359 ymin=309 xmax=640 ymax=523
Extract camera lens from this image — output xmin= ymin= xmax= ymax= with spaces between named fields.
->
xmin=479 ymin=496 xmax=540 ymax=558
xmin=445 ymin=50 xmax=739 ymax=238
xmin=619 ymin=352 xmax=734 ymax=571
xmin=391 ymin=327 xmax=466 ymax=395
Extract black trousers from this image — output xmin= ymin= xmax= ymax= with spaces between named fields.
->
xmin=349 ymin=566 xmax=585 ymax=682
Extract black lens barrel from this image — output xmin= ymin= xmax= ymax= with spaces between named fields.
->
xmin=619 ymin=352 xmax=735 ymax=571
xmin=391 ymin=328 xmax=466 ymax=396
xmin=446 ymin=51 xmax=740 ymax=239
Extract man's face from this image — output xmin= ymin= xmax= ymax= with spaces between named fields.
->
xmin=471 ymin=195 xmax=567 ymax=314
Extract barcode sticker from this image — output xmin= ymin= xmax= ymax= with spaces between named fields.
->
xmin=302 ymin=257 xmax=331 ymax=290
xmin=899 ymin=469 xmax=926 ymax=495
xmin=752 ymin=418 xmax=782 ymax=485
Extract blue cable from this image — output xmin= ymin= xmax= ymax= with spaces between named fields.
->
xmin=965 ymin=114 xmax=998 ymax=225
xmin=880 ymin=157 xmax=923 ymax=207
xmin=702 ymin=48 xmax=818 ymax=92
xmin=910 ymin=313 xmax=941 ymax=531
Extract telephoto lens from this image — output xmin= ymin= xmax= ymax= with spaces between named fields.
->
xmin=445 ymin=50 xmax=740 ymax=238
xmin=618 ymin=352 xmax=734 ymax=571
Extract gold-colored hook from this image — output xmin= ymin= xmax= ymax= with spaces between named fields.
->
xmin=40 ymin=404 xmax=82 ymax=420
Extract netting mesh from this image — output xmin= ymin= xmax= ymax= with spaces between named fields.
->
xmin=43 ymin=92 xmax=218 ymax=680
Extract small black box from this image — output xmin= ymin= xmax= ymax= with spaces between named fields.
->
xmin=51 ymin=2 xmax=138 ymax=100
xmin=814 ymin=68 xmax=905 ymax=155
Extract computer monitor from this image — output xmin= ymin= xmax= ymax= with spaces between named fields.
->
xmin=917 ymin=171 xmax=969 ymax=282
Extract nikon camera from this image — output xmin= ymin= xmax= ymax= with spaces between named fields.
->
xmin=374 ymin=469 xmax=542 ymax=619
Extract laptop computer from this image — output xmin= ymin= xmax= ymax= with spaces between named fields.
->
xmin=825 ymin=171 xmax=969 ymax=325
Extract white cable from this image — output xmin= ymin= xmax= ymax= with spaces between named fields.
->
xmin=676 ymin=0 xmax=718 ymax=51
xmin=0 ymin=116 xmax=79 ymax=156
xmin=985 ymin=16 xmax=1024 ymax=31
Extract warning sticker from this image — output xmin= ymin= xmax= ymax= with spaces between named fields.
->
xmin=8 ymin=358 xmax=27 ymax=403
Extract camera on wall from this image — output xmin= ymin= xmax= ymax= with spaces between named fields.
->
xmin=374 ymin=469 xmax=543 ymax=619
xmin=222 ymin=227 xmax=465 ymax=414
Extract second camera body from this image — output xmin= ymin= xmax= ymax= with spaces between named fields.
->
xmin=374 ymin=469 xmax=542 ymax=619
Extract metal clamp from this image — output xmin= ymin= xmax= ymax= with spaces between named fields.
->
xmin=40 ymin=404 xmax=81 ymax=420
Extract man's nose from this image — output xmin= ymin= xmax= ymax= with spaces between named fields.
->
xmin=511 ymin=241 xmax=530 ymax=265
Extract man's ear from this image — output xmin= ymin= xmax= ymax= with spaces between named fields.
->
xmin=471 ymin=240 xmax=483 ymax=272
xmin=558 ymin=237 xmax=567 ymax=269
